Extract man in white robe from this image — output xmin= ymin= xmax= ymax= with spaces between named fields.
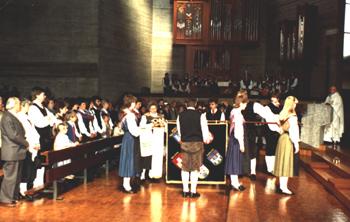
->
xmin=324 ymin=86 xmax=344 ymax=143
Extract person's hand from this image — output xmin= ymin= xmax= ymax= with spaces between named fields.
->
xmin=74 ymin=142 xmax=80 ymax=146
xmin=240 ymin=146 xmax=245 ymax=153
xmin=79 ymin=136 xmax=82 ymax=142
xmin=34 ymin=145 xmax=40 ymax=151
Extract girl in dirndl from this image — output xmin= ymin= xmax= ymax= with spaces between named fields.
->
xmin=118 ymin=95 xmax=140 ymax=193
xmin=225 ymin=94 xmax=247 ymax=191
xmin=274 ymin=96 xmax=299 ymax=195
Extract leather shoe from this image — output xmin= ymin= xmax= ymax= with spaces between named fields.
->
xmin=122 ymin=188 xmax=136 ymax=194
xmin=275 ymin=188 xmax=294 ymax=195
xmin=232 ymin=185 xmax=246 ymax=192
xmin=182 ymin=192 xmax=190 ymax=197
xmin=190 ymin=192 xmax=200 ymax=198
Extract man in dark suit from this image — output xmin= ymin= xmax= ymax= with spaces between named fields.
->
xmin=0 ymin=97 xmax=29 ymax=207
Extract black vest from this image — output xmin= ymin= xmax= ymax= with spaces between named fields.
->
xmin=241 ymin=101 xmax=260 ymax=131
xmin=206 ymin=110 xmax=222 ymax=121
xmin=179 ymin=109 xmax=203 ymax=142
xmin=268 ymin=103 xmax=282 ymax=114
xmin=91 ymin=107 xmax=102 ymax=129
xmin=32 ymin=103 xmax=47 ymax=117
xmin=78 ymin=110 xmax=92 ymax=133
xmin=241 ymin=101 xmax=259 ymax=122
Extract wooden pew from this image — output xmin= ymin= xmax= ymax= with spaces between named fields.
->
xmin=26 ymin=136 xmax=123 ymax=200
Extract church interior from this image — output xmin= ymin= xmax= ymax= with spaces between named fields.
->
xmin=0 ymin=0 xmax=350 ymax=221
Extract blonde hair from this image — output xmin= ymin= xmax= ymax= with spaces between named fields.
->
xmin=233 ymin=92 xmax=243 ymax=108
xmin=279 ymin=96 xmax=298 ymax=121
xmin=237 ymin=89 xmax=248 ymax=103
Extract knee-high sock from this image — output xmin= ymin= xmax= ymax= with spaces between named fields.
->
xmin=265 ymin=156 xmax=275 ymax=173
xmin=190 ymin=171 xmax=199 ymax=194
xmin=230 ymin=175 xmax=240 ymax=188
xmin=19 ymin=183 xmax=27 ymax=196
xmin=141 ymin=169 xmax=146 ymax=180
xmin=250 ymin=158 xmax=256 ymax=175
xmin=33 ymin=167 xmax=45 ymax=187
xmin=279 ymin=176 xmax=289 ymax=191
xmin=181 ymin=170 xmax=190 ymax=192
xmin=123 ymin=177 xmax=132 ymax=191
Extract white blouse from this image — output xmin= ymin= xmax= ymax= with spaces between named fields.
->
xmin=288 ymin=115 xmax=300 ymax=150
xmin=253 ymin=102 xmax=281 ymax=133
xmin=231 ymin=108 xmax=245 ymax=150
xmin=54 ymin=133 xmax=75 ymax=151
xmin=123 ymin=111 xmax=140 ymax=137
xmin=28 ymin=101 xmax=56 ymax=128
xmin=16 ymin=112 xmax=40 ymax=154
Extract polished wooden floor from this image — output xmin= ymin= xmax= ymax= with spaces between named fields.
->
xmin=1 ymin=166 xmax=350 ymax=222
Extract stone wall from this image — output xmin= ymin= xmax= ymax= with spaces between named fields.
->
xmin=0 ymin=0 xmax=99 ymax=98
xmin=0 ymin=0 xmax=153 ymax=100
xmin=151 ymin=0 xmax=185 ymax=93
xmin=98 ymin=0 xmax=153 ymax=100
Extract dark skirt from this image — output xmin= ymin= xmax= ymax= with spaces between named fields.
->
xmin=140 ymin=156 xmax=152 ymax=170
xmin=133 ymin=137 xmax=142 ymax=175
xmin=35 ymin=126 xmax=53 ymax=152
xmin=240 ymin=126 xmax=252 ymax=174
xmin=21 ymin=151 xmax=36 ymax=183
xmin=118 ymin=132 xmax=137 ymax=177
xmin=225 ymin=134 xmax=243 ymax=175
xmin=265 ymin=131 xmax=279 ymax=156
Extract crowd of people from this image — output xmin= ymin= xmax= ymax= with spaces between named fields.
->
xmin=0 ymin=83 xmax=344 ymax=206
xmin=163 ymin=72 xmax=299 ymax=99
xmin=0 ymin=88 xmax=122 ymax=206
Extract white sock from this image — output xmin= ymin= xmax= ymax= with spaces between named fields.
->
xmin=33 ymin=167 xmax=45 ymax=187
xmin=181 ymin=170 xmax=190 ymax=193
xmin=141 ymin=169 xmax=146 ymax=180
xmin=20 ymin=183 xmax=27 ymax=196
xmin=279 ymin=176 xmax=291 ymax=193
xmin=265 ymin=156 xmax=275 ymax=173
xmin=123 ymin=177 xmax=132 ymax=191
xmin=230 ymin=175 xmax=240 ymax=188
xmin=250 ymin=158 xmax=256 ymax=175
xmin=190 ymin=171 xmax=199 ymax=194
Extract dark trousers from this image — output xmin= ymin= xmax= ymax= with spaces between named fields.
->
xmin=0 ymin=160 xmax=23 ymax=203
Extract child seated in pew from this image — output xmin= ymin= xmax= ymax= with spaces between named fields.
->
xmin=54 ymin=123 xmax=79 ymax=179
xmin=101 ymin=113 xmax=113 ymax=138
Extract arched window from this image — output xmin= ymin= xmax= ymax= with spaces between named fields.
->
xmin=344 ymin=0 xmax=350 ymax=58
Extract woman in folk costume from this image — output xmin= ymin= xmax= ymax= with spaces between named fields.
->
xmin=225 ymin=94 xmax=247 ymax=191
xmin=118 ymin=95 xmax=141 ymax=193
xmin=139 ymin=102 xmax=165 ymax=182
xmin=274 ymin=96 xmax=299 ymax=195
